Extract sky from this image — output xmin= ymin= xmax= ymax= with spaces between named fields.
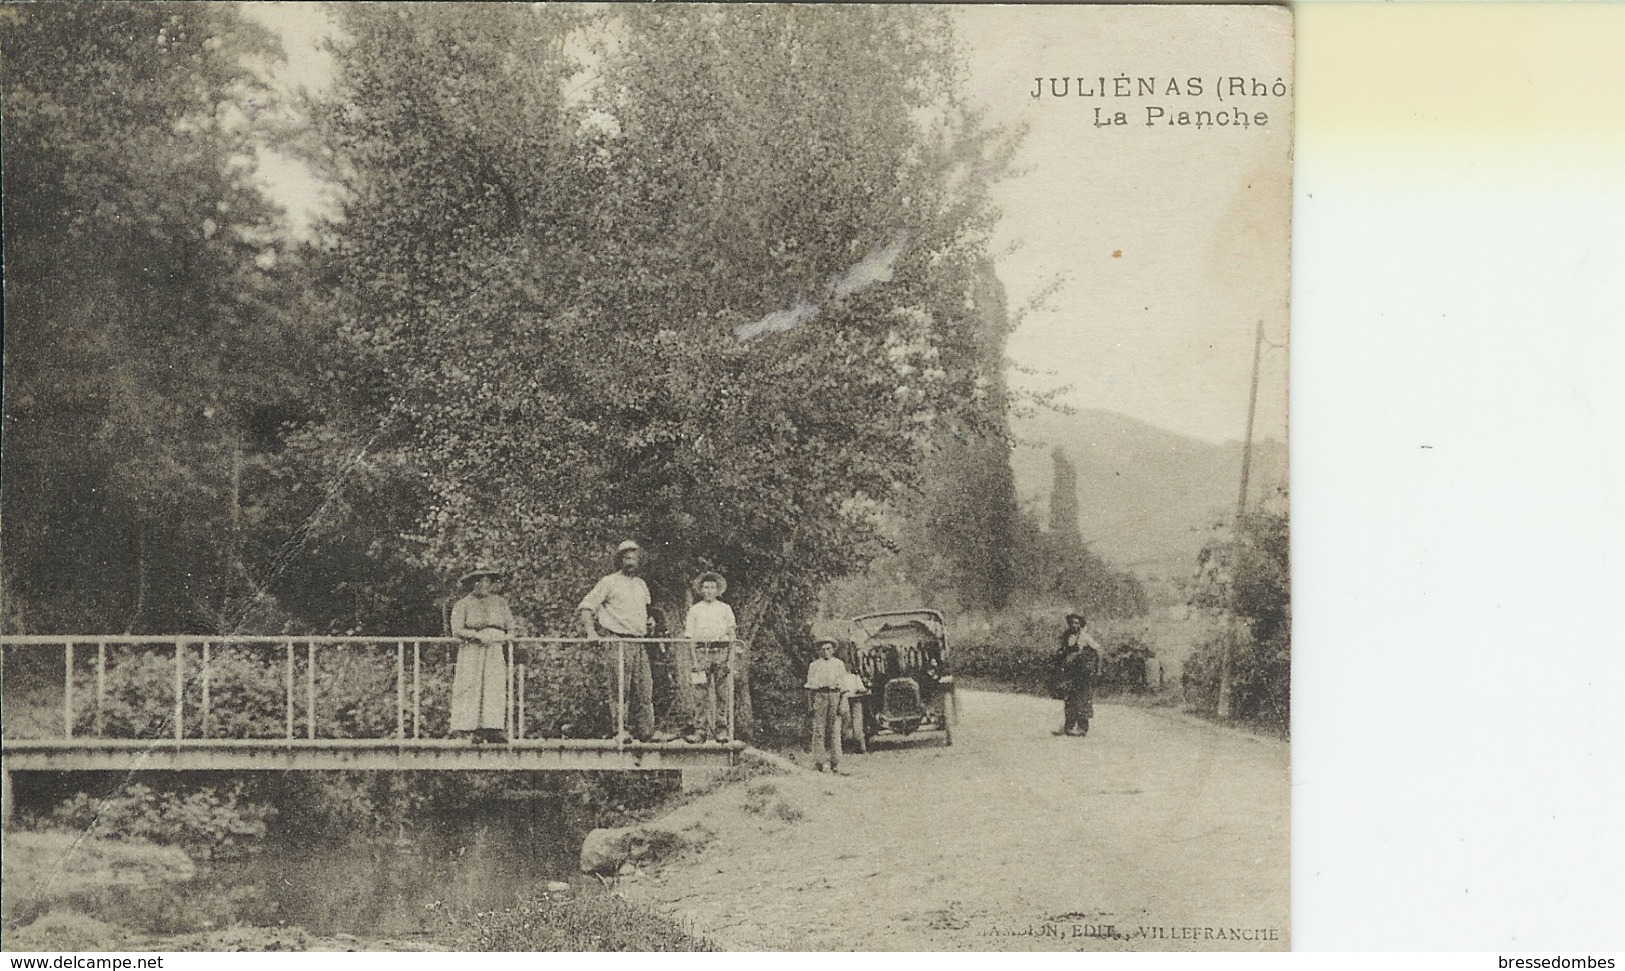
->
xmin=956 ymin=6 xmax=1293 ymax=446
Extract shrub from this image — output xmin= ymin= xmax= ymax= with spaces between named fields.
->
xmin=1184 ymin=506 xmax=1290 ymax=731
xmin=740 ymin=780 xmax=802 ymax=822
xmin=742 ymin=621 xmax=814 ymax=743
xmin=949 ymin=609 xmax=1157 ymax=697
xmin=46 ymin=782 xmax=274 ymax=860
xmin=950 ymin=611 xmax=1058 ymax=694
xmin=514 ymin=641 xmax=614 ymax=738
xmin=1100 ymin=635 xmax=1156 ymax=694
xmin=1181 ymin=625 xmax=1289 ymax=731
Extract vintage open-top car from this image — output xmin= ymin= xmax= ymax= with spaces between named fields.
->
xmin=834 ymin=609 xmax=956 ymax=751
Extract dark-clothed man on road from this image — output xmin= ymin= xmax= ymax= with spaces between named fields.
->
xmin=1054 ymin=612 xmax=1102 ymax=737
xmin=578 ymin=540 xmax=672 ymax=743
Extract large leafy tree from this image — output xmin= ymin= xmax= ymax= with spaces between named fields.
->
xmin=893 ymin=261 xmax=1022 ymax=614
xmin=564 ymin=7 xmax=1011 ymax=619
xmin=1 ymin=3 xmax=312 ymax=634
xmin=310 ymin=5 xmax=1011 ymax=628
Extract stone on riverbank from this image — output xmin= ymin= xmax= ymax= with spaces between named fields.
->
xmin=578 ymin=823 xmax=710 ymax=875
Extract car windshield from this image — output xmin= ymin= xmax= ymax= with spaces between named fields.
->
xmin=851 ymin=610 xmax=944 ymax=639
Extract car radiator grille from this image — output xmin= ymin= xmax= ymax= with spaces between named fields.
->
xmin=883 ymin=679 xmax=923 ymax=717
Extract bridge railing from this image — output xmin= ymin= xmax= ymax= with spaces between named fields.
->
xmin=0 ymin=636 xmax=743 ymax=744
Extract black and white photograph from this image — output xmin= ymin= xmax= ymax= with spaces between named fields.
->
xmin=1 ymin=2 xmax=1293 ymax=952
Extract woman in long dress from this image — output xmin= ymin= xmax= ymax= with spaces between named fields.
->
xmin=450 ymin=566 xmax=515 ymax=744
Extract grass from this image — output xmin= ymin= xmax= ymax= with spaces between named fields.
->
xmin=2 ymin=910 xmax=132 ymax=952
xmin=607 ymin=751 xmax=784 ymax=826
xmin=740 ymin=781 xmax=804 ymax=823
xmin=451 ymin=893 xmax=717 ymax=951
xmin=1175 ymin=702 xmax=1291 ymax=741
xmin=2 ymin=832 xmax=199 ymax=951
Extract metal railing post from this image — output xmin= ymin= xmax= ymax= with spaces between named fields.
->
xmin=396 ymin=641 xmax=406 ymax=741
xmin=306 ymin=642 xmax=316 ymax=739
xmin=517 ymin=660 xmax=527 ymax=740
xmin=63 ymin=642 xmax=74 ymax=739
xmin=201 ymin=641 xmax=212 ymax=738
xmin=412 ymin=641 xmax=422 ymax=739
xmin=726 ymin=641 xmax=736 ymax=743
xmin=284 ymin=640 xmax=294 ymax=740
xmin=174 ymin=640 xmax=185 ymax=741
xmin=96 ymin=641 xmax=107 ymax=737
xmin=703 ymin=641 xmax=719 ymax=741
xmin=505 ymin=640 xmax=515 ymax=739
xmin=617 ymin=639 xmax=627 ymax=741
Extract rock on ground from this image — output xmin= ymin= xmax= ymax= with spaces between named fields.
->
xmin=579 ymin=823 xmax=710 ymax=875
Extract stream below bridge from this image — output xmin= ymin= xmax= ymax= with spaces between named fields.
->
xmin=4 ymin=773 xmax=673 ymax=942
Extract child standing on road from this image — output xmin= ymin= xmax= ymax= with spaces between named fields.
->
xmin=806 ymin=639 xmax=850 ymax=773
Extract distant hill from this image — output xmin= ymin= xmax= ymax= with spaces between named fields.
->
xmin=1010 ymin=409 xmax=1287 ymax=584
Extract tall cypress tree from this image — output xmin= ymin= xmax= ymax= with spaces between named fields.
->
xmin=1048 ymin=448 xmax=1082 ymax=540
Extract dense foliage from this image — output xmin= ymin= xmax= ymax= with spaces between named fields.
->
xmin=1182 ymin=506 xmax=1290 ymax=730
xmin=282 ymin=6 xmax=1023 ymax=731
xmin=889 ymin=263 xmax=1024 ymax=613
xmin=48 ymin=782 xmax=273 ymax=861
xmin=951 ymin=612 xmax=1159 ymax=697
xmin=1 ymin=4 xmax=317 ymax=634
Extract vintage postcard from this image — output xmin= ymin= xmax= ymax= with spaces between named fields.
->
xmin=1 ymin=2 xmax=1291 ymax=953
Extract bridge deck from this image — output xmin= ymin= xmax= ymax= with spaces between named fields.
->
xmin=0 ymin=737 xmax=743 ymax=773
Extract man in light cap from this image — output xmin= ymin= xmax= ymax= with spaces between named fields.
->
xmin=578 ymin=540 xmax=669 ymax=742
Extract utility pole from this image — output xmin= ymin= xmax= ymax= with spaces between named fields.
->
xmin=1236 ymin=319 xmax=1264 ymax=526
xmin=1217 ymin=319 xmax=1265 ymax=720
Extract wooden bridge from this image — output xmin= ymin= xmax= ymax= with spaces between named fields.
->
xmin=0 ymin=634 xmax=747 ymax=826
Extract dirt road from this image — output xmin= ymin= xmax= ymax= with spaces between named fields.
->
xmin=626 ymin=689 xmax=1289 ymax=950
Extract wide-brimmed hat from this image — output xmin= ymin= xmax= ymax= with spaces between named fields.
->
xmin=691 ymin=571 xmax=727 ymax=596
xmin=460 ymin=565 xmax=506 ymax=585
xmin=614 ymin=539 xmax=642 ymax=565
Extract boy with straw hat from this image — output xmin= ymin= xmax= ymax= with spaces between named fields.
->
xmin=683 ymin=571 xmax=736 ymax=743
